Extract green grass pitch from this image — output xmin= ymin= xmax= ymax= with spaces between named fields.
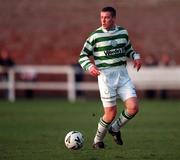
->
xmin=0 ymin=99 xmax=180 ymax=160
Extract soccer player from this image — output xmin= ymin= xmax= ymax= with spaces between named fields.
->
xmin=78 ymin=6 xmax=142 ymax=149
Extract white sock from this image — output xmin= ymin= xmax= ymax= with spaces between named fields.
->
xmin=111 ymin=110 xmax=135 ymax=132
xmin=94 ymin=117 xmax=110 ymax=143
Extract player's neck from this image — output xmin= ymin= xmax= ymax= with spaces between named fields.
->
xmin=102 ymin=25 xmax=116 ymax=32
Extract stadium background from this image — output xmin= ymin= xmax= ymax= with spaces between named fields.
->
xmin=0 ymin=0 xmax=180 ymax=65
xmin=1 ymin=0 xmax=180 ymax=99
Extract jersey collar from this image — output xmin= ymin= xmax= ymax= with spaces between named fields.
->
xmin=102 ymin=25 xmax=118 ymax=33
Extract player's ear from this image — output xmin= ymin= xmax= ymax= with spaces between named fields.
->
xmin=112 ymin=16 xmax=116 ymax=23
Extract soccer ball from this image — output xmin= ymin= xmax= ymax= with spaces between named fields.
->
xmin=64 ymin=131 xmax=84 ymax=150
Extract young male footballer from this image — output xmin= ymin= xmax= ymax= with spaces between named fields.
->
xmin=78 ymin=6 xmax=142 ymax=149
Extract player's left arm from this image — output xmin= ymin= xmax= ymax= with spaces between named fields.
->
xmin=125 ymin=43 xmax=142 ymax=71
xmin=124 ymin=30 xmax=142 ymax=71
xmin=133 ymin=53 xmax=142 ymax=71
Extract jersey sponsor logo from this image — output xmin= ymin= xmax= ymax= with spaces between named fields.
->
xmin=104 ymin=47 xmax=125 ymax=56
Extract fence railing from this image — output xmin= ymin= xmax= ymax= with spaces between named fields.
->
xmin=0 ymin=65 xmax=180 ymax=102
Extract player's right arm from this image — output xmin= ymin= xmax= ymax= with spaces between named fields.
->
xmin=78 ymin=38 xmax=100 ymax=77
xmin=88 ymin=65 xmax=100 ymax=77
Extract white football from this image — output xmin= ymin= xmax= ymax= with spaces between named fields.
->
xmin=64 ymin=131 xmax=84 ymax=150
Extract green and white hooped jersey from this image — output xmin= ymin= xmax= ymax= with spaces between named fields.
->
xmin=79 ymin=25 xmax=137 ymax=71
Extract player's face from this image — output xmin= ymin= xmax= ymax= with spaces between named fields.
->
xmin=100 ymin=11 xmax=115 ymax=30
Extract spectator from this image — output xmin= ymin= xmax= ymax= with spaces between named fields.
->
xmin=20 ymin=67 xmax=37 ymax=99
xmin=159 ymin=53 xmax=176 ymax=99
xmin=144 ymin=54 xmax=158 ymax=67
xmin=159 ymin=53 xmax=176 ymax=67
xmin=0 ymin=48 xmax=15 ymax=98
xmin=144 ymin=54 xmax=158 ymax=99
xmin=72 ymin=63 xmax=84 ymax=98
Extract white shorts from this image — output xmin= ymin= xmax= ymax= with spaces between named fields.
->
xmin=98 ymin=66 xmax=137 ymax=107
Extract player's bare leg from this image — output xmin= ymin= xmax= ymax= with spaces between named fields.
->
xmin=109 ymin=97 xmax=139 ymax=145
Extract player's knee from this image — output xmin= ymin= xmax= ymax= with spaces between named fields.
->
xmin=103 ymin=108 xmax=117 ymax=123
xmin=125 ymin=98 xmax=139 ymax=116
xmin=133 ymin=105 xmax=139 ymax=115
xmin=103 ymin=114 xmax=116 ymax=123
xmin=127 ymin=104 xmax=139 ymax=116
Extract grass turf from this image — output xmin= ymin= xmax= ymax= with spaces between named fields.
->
xmin=0 ymin=99 xmax=180 ymax=160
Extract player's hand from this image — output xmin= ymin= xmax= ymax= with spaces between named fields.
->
xmin=133 ymin=59 xmax=142 ymax=71
xmin=88 ymin=65 xmax=100 ymax=77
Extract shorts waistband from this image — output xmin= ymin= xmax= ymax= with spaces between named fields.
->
xmin=100 ymin=64 xmax=126 ymax=71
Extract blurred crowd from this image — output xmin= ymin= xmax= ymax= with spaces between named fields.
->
xmin=144 ymin=53 xmax=176 ymax=99
xmin=0 ymin=47 xmax=178 ymax=100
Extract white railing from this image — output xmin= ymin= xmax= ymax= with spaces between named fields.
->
xmin=127 ymin=65 xmax=180 ymax=90
xmin=0 ymin=65 xmax=180 ymax=102
xmin=0 ymin=65 xmax=76 ymax=102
